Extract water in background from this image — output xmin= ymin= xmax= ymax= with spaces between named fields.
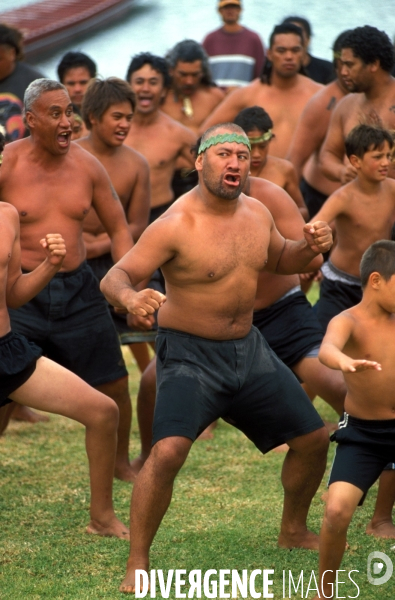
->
xmin=4 ymin=0 xmax=395 ymax=80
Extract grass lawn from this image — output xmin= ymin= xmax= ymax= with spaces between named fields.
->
xmin=1 ymin=290 xmax=394 ymax=599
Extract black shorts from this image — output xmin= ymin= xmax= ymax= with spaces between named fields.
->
xmin=253 ymin=289 xmax=324 ymax=368
xmin=153 ymin=326 xmax=324 ymax=452
xmin=171 ymin=169 xmax=198 ymax=201
xmin=300 ymin=178 xmax=328 ymax=220
xmin=0 ymin=331 xmax=42 ymax=407
xmin=316 ymin=278 xmax=362 ymax=331
xmin=329 ymin=413 xmax=395 ymax=501
xmin=9 ymin=262 xmax=127 ymax=387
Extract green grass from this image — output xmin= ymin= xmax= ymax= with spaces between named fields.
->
xmin=0 ymin=331 xmax=394 ymax=599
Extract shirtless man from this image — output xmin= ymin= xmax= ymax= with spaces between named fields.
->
xmin=100 ymin=123 xmax=333 ymax=592
xmin=124 ymin=53 xmax=196 ymax=222
xmin=319 ymin=26 xmax=395 ymax=183
xmin=286 ymin=31 xmax=351 ymax=218
xmin=0 ymin=79 xmax=136 ymax=482
xmin=234 ymin=106 xmax=308 ymax=219
xmin=79 ymin=76 xmax=151 ymax=381
xmin=315 ymin=124 xmax=395 ymax=537
xmin=201 ymin=24 xmax=322 ymax=158
xmin=0 ymin=194 xmax=128 ymax=539
xmin=162 ymin=39 xmax=225 ymax=135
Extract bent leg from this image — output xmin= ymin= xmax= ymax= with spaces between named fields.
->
xmin=318 ymin=482 xmax=363 ymax=598
xmin=366 ymin=469 xmax=395 ymax=538
xmin=11 ymin=404 xmax=49 ymax=423
xmin=0 ymin=402 xmax=15 ymax=436
xmin=120 ymin=436 xmax=192 ymax=593
xmin=293 ymin=357 xmax=346 ymax=416
xmin=9 ymin=356 xmax=128 ymax=540
xmin=97 ymin=377 xmax=134 ymax=482
xmin=278 ymin=426 xmax=329 ymax=550
xmin=130 ymin=357 xmax=157 ymax=476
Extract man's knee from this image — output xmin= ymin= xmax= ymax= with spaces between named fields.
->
xmin=324 ymin=497 xmax=354 ymax=532
xmin=150 ymin=436 xmax=192 ymax=473
xmin=92 ymin=392 xmax=119 ymax=430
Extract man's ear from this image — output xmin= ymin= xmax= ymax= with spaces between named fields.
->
xmin=370 ymin=271 xmax=381 ymax=289
xmin=195 ymin=153 xmax=203 ymax=172
xmin=25 ymin=110 xmax=35 ymax=130
xmin=349 ymin=154 xmax=361 ymax=169
xmin=369 ymin=59 xmax=380 ymax=73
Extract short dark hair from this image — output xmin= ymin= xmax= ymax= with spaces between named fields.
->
xmin=345 ymin=124 xmax=394 ymax=159
xmin=340 ymin=26 xmax=395 ymax=73
xmin=360 ymin=240 xmax=395 ymax=288
xmin=166 ymin=39 xmax=214 ymax=86
xmin=57 ymin=52 xmax=97 ymax=82
xmin=0 ymin=23 xmax=24 ymax=60
xmin=332 ymin=30 xmax=353 ymax=68
xmin=269 ymin=23 xmax=304 ymax=48
xmin=282 ymin=16 xmax=311 ymax=40
xmin=81 ymin=77 xmax=135 ymax=130
xmin=234 ymin=106 xmax=273 ymax=133
xmin=126 ymin=52 xmax=171 ymax=88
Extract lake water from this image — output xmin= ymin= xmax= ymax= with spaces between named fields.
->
xmin=2 ymin=0 xmax=391 ymax=80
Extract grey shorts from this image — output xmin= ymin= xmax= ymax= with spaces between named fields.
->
xmin=153 ymin=326 xmax=324 ymax=452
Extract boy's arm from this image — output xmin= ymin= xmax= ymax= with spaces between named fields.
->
xmin=312 ymin=189 xmax=344 ymax=224
xmin=319 ymin=313 xmax=382 ymax=372
xmin=6 ymin=209 xmax=66 ymax=308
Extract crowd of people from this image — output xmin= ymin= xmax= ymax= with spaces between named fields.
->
xmin=1 ymin=2 xmax=395 ymax=596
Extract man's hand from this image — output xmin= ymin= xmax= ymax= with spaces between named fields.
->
xmin=40 ymin=234 xmax=66 ymax=267
xmin=339 ymin=357 xmax=382 ymax=373
xmin=126 ymin=313 xmax=155 ymax=331
xmin=303 ymin=221 xmax=333 ymax=254
xmin=126 ymin=289 xmax=166 ymax=317
xmin=340 ymin=164 xmax=358 ymax=184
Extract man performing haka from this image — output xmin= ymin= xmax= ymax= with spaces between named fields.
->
xmin=101 ymin=123 xmax=333 ymax=593
xmin=0 ymin=79 xmax=135 ymax=481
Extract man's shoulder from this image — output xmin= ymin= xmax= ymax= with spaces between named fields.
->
xmin=159 ymin=112 xmax=196 ymax=140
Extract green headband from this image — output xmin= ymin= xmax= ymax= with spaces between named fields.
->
xmin=198 ymin=133 xmax=251 ymax=155
xmin=248 ymin=130 xmax=273 ymax=144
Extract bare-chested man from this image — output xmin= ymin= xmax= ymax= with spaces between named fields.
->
xmin=315 ymin=124 xmax=395 ymax=537
xmin=319 ymin=26 xmax=395 ymax=183
xmin=201 ymin=24 xmax=322 ymax=158
xmin=100 ymin=123 xmax=333 ymax=592
xmin=234 ymin=106 xmax=308 ymax=219
xmin=286 ymin=30 xmax=351 ymax=218
xmin=162 ymin=39 xmax=225 ymax=134
xmin=124 ymin=53 xmax=196 ymax=222
xmin=0 ymin=79 xmax=136 ymax=482
xmin=0 ymin=190 xmax=128 ymax=539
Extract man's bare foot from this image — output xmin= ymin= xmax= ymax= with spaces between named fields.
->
xmin=197 ymin=421 xmax=217 ymax=440
xmin=366 ymin=519 xmax=395 ymax=538
xmin=120 ymin=562 xmax=149 ymax=594
xmin=278 ymin=529 xmax=319 ymax=551
xmin=11 ymin=405 xmax=49 ymax=423
xmin=273 ymin=443 xmax=289 ymax=453
xmin=115 ymin=460 xmax=141 ymax=483
xmin=86 ymin=516 xmax=129 ymax=540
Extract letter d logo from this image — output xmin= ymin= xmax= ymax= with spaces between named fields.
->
xmin=367 ymin=551 xmax=393 ymax=585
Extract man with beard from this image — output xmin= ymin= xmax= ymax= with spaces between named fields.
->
xmin=162 ymin=39 xmax=224 ymax=134
xmin=100 ymin=123 xmax=333 ymax=593
xmin=201 ymin=24 xmax=322 ymax=158
xmin=319 ymin=26 xmax=395 ymax=183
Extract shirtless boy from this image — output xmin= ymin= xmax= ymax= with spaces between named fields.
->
xmin=124 ymin=53 xmax=196 ymax=222
xmin=314 ymin=241 xmax=395 ymax=598
xmin=162 ymin=39 xmax=224 ymax=135
xmin=319 ymin=26 xmax=395 ymax=183
xmin=0 ymin=200 xmax=128 ymax=540
xmin=100 ymin=123 xmax=333 ymax=592
xmin=234 ymin=106 xmax=308 ymax=219
xmin=201 ymin=24 xmax=322 ymax=157
xmin=0 ymin=79 xmax=136 ymax=481
xmin=286 ymin=30 xmax=351 ymax=217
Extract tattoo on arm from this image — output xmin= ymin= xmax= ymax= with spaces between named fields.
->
xmin=326 ymin=96 xmax=336 ymax=111
xmin=110 ymin=182 xmax=120 ymax=201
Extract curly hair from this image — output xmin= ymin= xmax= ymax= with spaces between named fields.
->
xmin=165 ymin=39 xmax=214 ymax=87
xmin=340 ymin=26 xmax=395 ymax=73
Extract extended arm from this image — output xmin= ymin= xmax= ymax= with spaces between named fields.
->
xmin=283 ymin=163 xmax=309 ymax=220
xmin=319 ymin=101 xmax=357 ymax=183
xmin=319 ymin=314 xmax=382 ymax=372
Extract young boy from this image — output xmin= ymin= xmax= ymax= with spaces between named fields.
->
xmin=234 ymin=106 xmax=309 ymax=220
xmin=315 ymin=240 xmax=395 ymax=598
xmin=314 ymin=124 xmax=395 ymax=537
xmin=0 ymin=132 xmax=128 ymax=539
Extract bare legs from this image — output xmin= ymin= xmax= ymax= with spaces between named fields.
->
xmin=9 ymin=356 xmax=129 ymax=540
xmin=97 ymin=376 xmax=135 ymax=482
xmin=120 ymin=436 xmax=192 ymax=593
xmin=293 ymin=357 xmax=346 ymax=416
xmin=278 ymin=427 xmax=329 ymax=550
xmin=130 ymin=357 xmax=157 ymax=476
xmin=366 ymin=469 xmax=395 ymax=537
